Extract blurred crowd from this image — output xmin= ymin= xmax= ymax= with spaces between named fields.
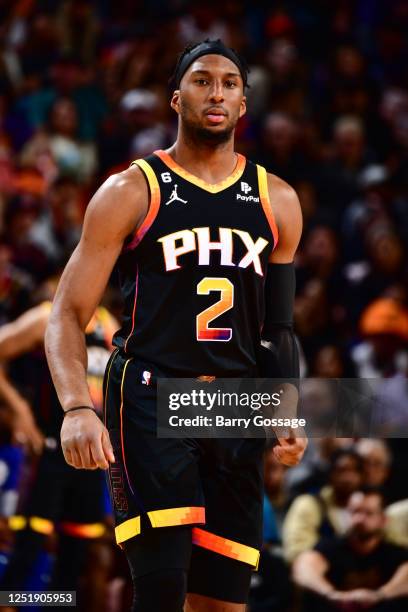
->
xmin=0 ymin=0 xmax=408 ymax=610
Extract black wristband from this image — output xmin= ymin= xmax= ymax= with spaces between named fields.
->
xmin=63 ymin=406 xmax=95 ymax=417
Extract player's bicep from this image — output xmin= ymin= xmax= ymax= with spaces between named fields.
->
xmin=54 ymin=240 xmax=122 ymax=330
xmin=268 ymin=176 xmax=302 ymax=263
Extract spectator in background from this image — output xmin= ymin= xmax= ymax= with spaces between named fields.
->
xmin=312 ymin=345 xmax=355 ymax=378
xmin=282 ymin=448 xmax=363 ymax=562
xmin=20 ymin=97 xmax=97 ymax=183
xmin=3 ymin=194 xmax=51 ymax=283
xmin=28 ymin=176 xmax=84 ymax=271
xmin=258 ymin=112 xmax=310 ymax=186
xmin=350 ymin=224 xmax=406 ymax=320
xmin=342 ymin=164 xmax=392 ymax=263
xmin=295 ymin=225 xmax=347 ymax=359
xmin=265 ymin=35 xmax=307 ymax=118
xmin=356 ymin=439 xmax=392 ymax=490
xmin=318 ymin=116 xmax=374 ymax=225
xmin=56 ymin=0 xmax=100 ymax=65
xmin=98 ymin=88 xmax=162 ymax=175
xmin=0 ymin=240 xmax=33 ymax=325
xmin=354 ymin=440 xmax=408 ymax=551
xmin=177 ymin=4 xmax=230 ymax=47
xmin=285 ymin=438 xmax=355 ymax=501
xmin=352 ymin=297 xmax=408 ymax=379
xmin=294 ymin=180 xmax=317 ymax=230
xmin=293 ymin=488 xmax=408 ymax=611
xmin=386 ymin=499 xmax=408 ymax=550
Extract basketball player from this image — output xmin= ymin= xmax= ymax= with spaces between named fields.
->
xmin=45 ymin=40 xmax=307 ymax=611
xmin=0 ymin=284 xmax=117 ymax=601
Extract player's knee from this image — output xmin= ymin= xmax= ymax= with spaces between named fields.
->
xmin=132 ymin=568 xmax=187 ymax=612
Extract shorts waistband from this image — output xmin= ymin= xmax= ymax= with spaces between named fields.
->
xmin=117 ymin=351 xmax=220 ymax=388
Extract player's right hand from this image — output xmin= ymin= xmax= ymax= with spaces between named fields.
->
xmin=61 ymin=409 xmax=115 ymax=470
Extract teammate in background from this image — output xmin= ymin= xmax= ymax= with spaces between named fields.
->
xmin=0 ymin=279 xmax=118 ymax=607
xmin=45 ymin=40 xmax=307 ymax=611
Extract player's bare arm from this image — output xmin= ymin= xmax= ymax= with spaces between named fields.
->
xmin=266 ymin=174 xmax=307 ymax=466
xmin=0 ymin=304 xmax=49 ymax=453
xmin=45 ymin=166 xmax=148 ymax=470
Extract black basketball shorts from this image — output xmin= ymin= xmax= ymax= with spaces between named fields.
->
xmin=103 ymin=349 xmax=265 ymax=571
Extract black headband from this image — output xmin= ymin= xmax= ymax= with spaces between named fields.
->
xmin=173 ymin=39 xmax=248 ymax=89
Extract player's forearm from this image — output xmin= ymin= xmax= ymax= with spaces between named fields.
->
xmin=378 ymin=563 xmax=408 ymax=600
xmin=45 ymin=307 xmax=92 ymax=411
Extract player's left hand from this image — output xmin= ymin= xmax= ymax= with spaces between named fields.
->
xmin=274 ymin=427 xmax=307 ymax=466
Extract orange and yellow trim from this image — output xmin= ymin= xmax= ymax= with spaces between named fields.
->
xmin=192 ymin=527 xmax=260 ymax=569
xmin=114 ymin=507 xmax=205 ymax=545
xmin=10 ymin=515 xmax=54 ymax=535
xmin=257 ymin=164 xmax=279 ymax=250
xmin=148 ymin=506 xmax=205 ymax=528
xmin=154 ymin=150 xmax=246 ymax=194
xmin=9 ymin=515 xmax=27 ymax=531
xmin=60 ymin=521 xmax=106 ymax=539
xmin=127 ymin=159 xmax=161 ymax=249
xmin=115 ymin=515 xmax=141 ymax=544
xmin=29 ymin=516 xmax=54 ymax=535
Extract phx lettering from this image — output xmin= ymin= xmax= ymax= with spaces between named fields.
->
xmin=158 ymin=226 xmax=269 ymax=276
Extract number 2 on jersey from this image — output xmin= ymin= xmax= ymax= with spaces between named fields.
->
xmin=196 ymin=277 xmax=234 ymax=341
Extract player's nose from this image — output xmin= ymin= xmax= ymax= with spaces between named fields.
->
xmin=208 ymin=81 xmax=224 ymax=102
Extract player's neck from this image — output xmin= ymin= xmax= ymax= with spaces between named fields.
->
xmin=167 ymin=137 xmax=238 ymax=184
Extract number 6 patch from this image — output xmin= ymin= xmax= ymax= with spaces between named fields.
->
xmin=161 ymin=172 xmax=172 ymax=183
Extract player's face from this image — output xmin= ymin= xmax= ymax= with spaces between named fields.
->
xmin=171 ymin=54 xmax=246 ymax=144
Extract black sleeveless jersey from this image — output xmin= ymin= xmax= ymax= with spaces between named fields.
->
xmin=113 ymin=150 xmax=279 ymax=377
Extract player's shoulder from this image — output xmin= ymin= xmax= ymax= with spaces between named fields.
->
xmin=262 ymin=171 xmax=302 ymax=256
xmin=264 ymin=170 xmax=301 ymax=224
xmin=101 ymin=164 xmax=148 ymax=197
xmin=265 ymin=171 xmax=299 ymax=203
xmin=84 ymin=164 xmax=149 ymax=234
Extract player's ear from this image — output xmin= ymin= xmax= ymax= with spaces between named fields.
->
xmin=239 ymin=95 xmax=247 ymax=119
xmin=171 ymin=90 xmax=181 ymax=114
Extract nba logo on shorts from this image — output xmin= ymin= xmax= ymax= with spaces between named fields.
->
xmin=142 ymin=370 xmax=152 ymax=385
xmin=241 ymin=181 xmax=252 ymax=194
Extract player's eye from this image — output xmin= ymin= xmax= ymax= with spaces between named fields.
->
xmin=195 ymin=78 xmax=209 ymax=85
xmin=225 ymin=80 xmax=237 ymax=88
